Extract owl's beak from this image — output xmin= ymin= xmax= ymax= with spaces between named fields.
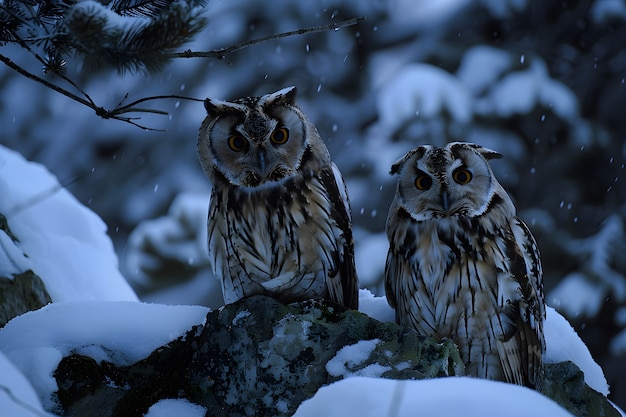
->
xmin=441 ymin=191 xmax=450 ymax=212
xmin=257 ymin=148 xmax=267 ymax=174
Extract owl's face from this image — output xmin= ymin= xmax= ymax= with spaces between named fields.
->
xmin=197 ymin=86 xmax=309 ymax=187
xmin=390 ymin=142 xmax=504 ymax=221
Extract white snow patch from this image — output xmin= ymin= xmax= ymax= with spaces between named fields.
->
xmin=477 ymin=0 xmax=528 ymax=18
xmin=388 ymin=0 xmax=470 ymax=25
xmin=544 ymin=306 xmax=609 ymax=395
xmin=591 ymin=0 xmax=626 ymax=23
xmin=0 ymin=229 xmax=32 ymax=277
xmin=124 ymin=192 xmax=211 ymax=288
xmin=358 ymin=288 xmax=395 ymax=323
xmin=354 ymin=231 xmax=388 ymax=288
xmin=549 ymin=272 xmax=606 ymax=318
xmin=0 ymin=145 xmax=137 ymax=302
xmin=0 ymin=301 xmax=208 ymax=410
xmin=457 ymin=45 xmax=512 ymax=95
xmin=0 ymin=350 xmax=56 ymax=417
xmin=294 ymin=376 xmax=575 ymax=417
xmin=377 ymin=63 xmax=473 ymax=130
xmin=326 ymin=339 xmax=390 ymax=378
xmin=359 ymin=291 xmax=610 ymax=396
xmin=476 ymin=60 xmax=578 ymax=120
xmin=232 ymin=310 xmax=252 ymax=326
xmin=611 ymin=329 xmax=626 ymax=356
xmin=144 ymin=398 xmax=206 ymax=417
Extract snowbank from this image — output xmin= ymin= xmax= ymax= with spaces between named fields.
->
xmin=0 ymin=301 xmax=209 ymax=410
xmin=0 ymin=145 xmax=137 ymax=302
xmin=294 ymin=376 xmax=576 ymax=417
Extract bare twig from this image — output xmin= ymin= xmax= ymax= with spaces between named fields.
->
xmin=170 ymin=17 xmax=364 ymax=59
xmin=0 ymin=16 xmax=364 ymax=130
xmin=0 ymin=52 xmax=201 ymax=131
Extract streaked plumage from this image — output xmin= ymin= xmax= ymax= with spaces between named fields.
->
xmin=197 ymin=86 xmax=358 ymax=309
xmin=384 ymin=142 xmax=545 ymax=389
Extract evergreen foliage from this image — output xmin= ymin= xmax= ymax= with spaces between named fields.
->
xmin=0 ymin=0 xmax=208 ymax=74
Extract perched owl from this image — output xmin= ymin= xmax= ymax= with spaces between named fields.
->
xmin=384 ymin=142 xmax=545 ymax=389
xmin=197 ymin=86 xmax=358 ymax=309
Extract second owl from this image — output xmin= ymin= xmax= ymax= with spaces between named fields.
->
xmin=197 ymin=86 xmax=358 ymax=309
xmin=384 ymin=142 xmax=545 ymax=389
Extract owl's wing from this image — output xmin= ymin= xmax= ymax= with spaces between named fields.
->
xmin=318 ymin=162 xmax=359 ymax=309
xmin=383 ymin=208 xmax=415 ymax=315
xmin=496 ymin=217 xmax=545 ymax=389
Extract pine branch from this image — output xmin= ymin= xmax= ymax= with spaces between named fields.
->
xmin=0 ymin=6 xmax=364 ymax=130
xmin=170 ymin=16 xmax=365 ymax=59
xmin=62 ymin=0 xmax=208 ymax=74
xmin=0 ymin=2 xmax=26 ymax=44
xmin=111 ymin=0 xmax=208 ymax=17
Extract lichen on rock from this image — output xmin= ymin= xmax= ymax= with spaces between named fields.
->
xmin=53 ymin=295 xmax=464 ymax=416
xmin=50 ymin=295 xmax=620 ymax=417
xmin=0 ymin=213 xmax=52 ymax=327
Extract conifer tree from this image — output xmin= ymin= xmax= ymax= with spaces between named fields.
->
xmin=1 ymin=0 xmax=208 ymax=74
xmin=0 ymin=1 xmax=360 ymax=128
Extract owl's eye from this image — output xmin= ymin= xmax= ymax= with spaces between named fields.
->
xmin=453 ymin=168 xmax=472 ymax=185
xmin=228 ymin=135 xmax=248 ymax=152
xmin=414 ymin=174 xmax=433 ymax=190
xmin=270 ymin=127 xmax=289 ymax=145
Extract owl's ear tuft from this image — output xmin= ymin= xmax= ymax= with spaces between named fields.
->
xmin=473 ymin=144 xmax=502 ymax=160
xmin=453 ymin=142 xmax=502 ymax=161
xmin=390 ymin=146 xmax=427 ymax=175
xmin=204 ymin=98 xmax=227 ymax=117
xmin=262 ymin=86 xmax=297 ymax=108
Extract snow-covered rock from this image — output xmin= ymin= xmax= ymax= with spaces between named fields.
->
xmin=0 ymin=145 xmax=137 ymax=302
xmin=294 ymin=376 xmax=574 ymax=417
xmin=0 ymin=294 xmax=616 ymax=417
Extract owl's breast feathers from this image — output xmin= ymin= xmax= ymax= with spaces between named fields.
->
xmin=207 ymin=146 xmax=358 ymax=309
xmin=385 ymin=203 xmax=545 ymax=388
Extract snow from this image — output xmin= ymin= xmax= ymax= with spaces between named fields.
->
xmin=294 ymin=376 xmax=575 ymax=417
xmin=359 ymin=288 xmax=610 ymax=395
xmin=544 ymin=306 xmax=609 ymax=395
xmin=0 ymin=145 xmax=137 ymax=302
xmin=358 ymin=288 xmax=395 ymax=323
xmin=477 ymin=0 xmax=528 ymax=18
xmin=124 ymin=192 xmax=211 ymax=287
xmin=376 ymin=63 xmax=473 ymax=129
xmin=388 ymin=0 xmax=470 ymax=25
xmin=0 ymin=301 xmax=209 ymax=410
xmin=326 ymin=339 xmax=391 ymax=378
xmin=549 ymin=215 xmax=626 ymax=319
xmin=0 ymin=228 xmax=32 ymax=277
xmin=457 ymin=45 xmax=513 ymax=95
xmin=476 ymin=60 xmax=578 ymax=119
xmin=0 ymin=351 xmax=55 ymax=417
xmin=144 ymin=398 xmax=206 ymax=417
xmin=591 ymin=0 xmax=626 ymax=23
xmin=0 ymin=144 xmax=619 ymax=415
xmin=549 ymin=272 xmax=606 ymax=318
xmin=353 ymin=230 xmax=388 ymax=288
xmin=611 ymin=329 xmax=626 ymax=356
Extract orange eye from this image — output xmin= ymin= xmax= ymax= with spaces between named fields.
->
xmin=453 ymin=168 xmax=472 ymax=184
xmin=415 ymin=174 xmax=432 ymax=190
xmin=270 ymin=127 xmax=289 ymax=145
xmin=228 ymin=135 xmax=248 ymax=152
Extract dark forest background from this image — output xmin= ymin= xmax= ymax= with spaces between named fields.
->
xmin=2 ymin=0 xmax=626 ymax=409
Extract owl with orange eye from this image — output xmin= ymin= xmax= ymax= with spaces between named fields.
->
xmin=197 ymin=86 xmax=358 ymax=309
xmin=384 ymin=142 xmax=545 ymax=389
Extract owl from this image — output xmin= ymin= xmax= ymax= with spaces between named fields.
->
xmin=197 ymin=86 xmax=358 ymax=309
xmin=384 ymin=142 xmax=545 ymax=389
